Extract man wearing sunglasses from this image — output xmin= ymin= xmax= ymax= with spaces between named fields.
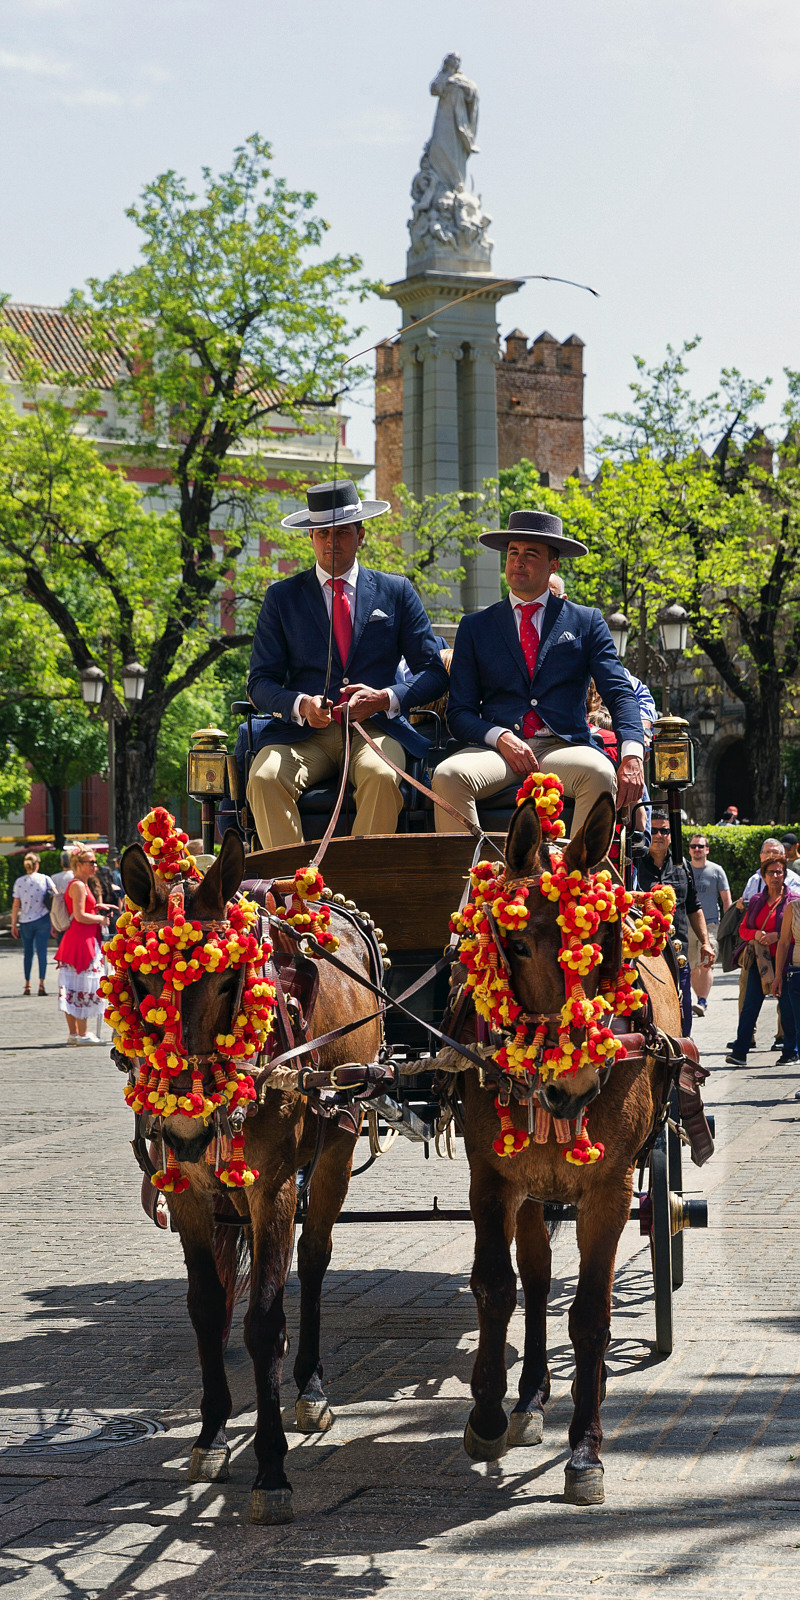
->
xmin=637 ymin=809 xmax=715 ymax=1035
xmin=687 ymin=835 xmax=731 ymax=1018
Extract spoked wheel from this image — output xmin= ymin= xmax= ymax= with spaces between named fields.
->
xmin=649 ymin=1128 xmax=673 ymax=1354
xmin=667 ymin=1090 xmax=684 ymax=1291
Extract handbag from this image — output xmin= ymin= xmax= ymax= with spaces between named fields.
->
xmin=42 ymin=887 xmax=53 ymax=913
xmin=755 ymin=942 xmax=775 ymax=994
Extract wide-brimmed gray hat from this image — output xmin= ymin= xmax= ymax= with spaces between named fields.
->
xmin=280 ymin=478 xmax=390 ymax=531
xmin=479 ymin=509 xmax=588 ymax=558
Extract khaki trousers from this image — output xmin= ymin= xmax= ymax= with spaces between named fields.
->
xmin=431 ymin=734 xmax=617 ymax=837
xmin=247 ymin=719 xmax=405 ymax=849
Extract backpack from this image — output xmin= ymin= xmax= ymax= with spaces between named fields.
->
xmin=50 ymin=888 xmax=72 ymax=933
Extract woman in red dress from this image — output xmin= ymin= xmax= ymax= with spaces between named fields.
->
xmin=55 ymin=845 xmax=109 ymax=1045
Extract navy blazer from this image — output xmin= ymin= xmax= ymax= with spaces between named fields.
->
xmin=247 ymin=566 xmax=449 ymax=760
xmin=447 ymin=594 xmax=645 ymax=751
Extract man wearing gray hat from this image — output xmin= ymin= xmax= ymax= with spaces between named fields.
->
xmin=246 ymin=478 xmax=448 ymax=847
xmin=432 ymin=511 xmax=645 ymax=835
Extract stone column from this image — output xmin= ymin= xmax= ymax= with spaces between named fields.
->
xmin=383 ymin=271 xmax=521 ymax=613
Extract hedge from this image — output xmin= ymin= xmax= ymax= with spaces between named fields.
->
xmin=680 ymin=826 xmax=799 ymax=899
xmin=0 ymin=856 xmax=7 ymax=914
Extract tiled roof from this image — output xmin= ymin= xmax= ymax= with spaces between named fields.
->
xmin=1 ymin=303 xmax=125 ymax=386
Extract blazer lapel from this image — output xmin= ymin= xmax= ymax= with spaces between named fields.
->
xmin=534 ymin=595 xmax=567 ymax=678
xmin=496 ymin=598 xmax=531 ymax=684
xmin=348 ymin=567 xmax=376 ymax=665
xmin=301 ymin=567 xmax=338 ymax=657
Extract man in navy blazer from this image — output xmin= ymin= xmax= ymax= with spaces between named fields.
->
xmin=246 ymin=478 xmax=448 ymax=848
xmin=432 ymin=509 xmax=645 ymax=835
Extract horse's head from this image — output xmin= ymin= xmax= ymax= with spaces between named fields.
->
xmin=120 ymin=830 xmax=247 ymax=1059
xmin=503 ymin=790 xmax=618 ymax=1121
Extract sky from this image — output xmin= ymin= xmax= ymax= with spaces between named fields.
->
xmin=1 ymin=0 xmax=799 ymax=479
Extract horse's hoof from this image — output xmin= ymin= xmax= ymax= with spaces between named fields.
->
xmin=188 ymin=1445 xmax=230 ymax=1482
xmin=564 ymin=1464 xmax=605 ymax=1505
xmin=507 ymin=1408 xmax=544 ymax=1447
xmin=296 ymin=1395 xmax=334 ymax=1433
xmin=463 ymin=1416 xmax=509 ymax=1462
xmin=251 ymin=1487 xmax=294 ymax=1524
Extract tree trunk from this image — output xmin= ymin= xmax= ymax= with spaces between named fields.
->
xmin=47 ymin=784 xmax=65 ymax=850
xmin=744 ymin=681 xmax=784 ymax=822
xmin=114 ymin=718 xmax=158 ymax=849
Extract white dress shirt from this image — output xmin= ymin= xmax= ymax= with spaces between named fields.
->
xmin=291 ymin=560 xmax=400 ymax=724
xmin=485 ymin=590 xmax=644 ymax=760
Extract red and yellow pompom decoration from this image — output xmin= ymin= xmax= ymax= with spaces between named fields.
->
xmin=274 ymin=866 xmax=339 ymax=954
xmin=493 ymin=1096 xmax=530 ymax=1159
xmin=103 ymin=809 xmax=275 ymax=1190
xmin=138 ymin=806 xmax=198 ymax=883
xmin=448 ymin=773 xmax=676 ymax=1162
xmin=219 ymin=1132 xmax=258 ymax=1188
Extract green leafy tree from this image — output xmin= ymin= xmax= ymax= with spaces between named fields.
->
xmin=0 ymin=699 xmax=107 ymax=848
xmin=0 ymin=136 xmax=368 ymax=844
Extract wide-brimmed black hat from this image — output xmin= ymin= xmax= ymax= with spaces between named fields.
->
xmin=479 ymin=509 xmax=588 ymax=558
xmin=280 ymin=478 xmax=390 ymax=531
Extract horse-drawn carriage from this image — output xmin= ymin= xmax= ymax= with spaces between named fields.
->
xmin=107 ymin=751 xmax=714 ymax=1526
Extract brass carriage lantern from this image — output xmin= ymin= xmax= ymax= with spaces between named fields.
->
xmin=651 ymin=715 xmax=694 ymax=790
xmin=187 ymin=727 xmax=229 ymax=857
xmin=651 ymin=715 xmax=695 ymax=866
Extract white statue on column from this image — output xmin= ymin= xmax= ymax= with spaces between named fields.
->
xmin=408 ymin=52 xmax=493 ymax=274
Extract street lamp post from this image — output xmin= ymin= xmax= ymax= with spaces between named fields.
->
xmin=79 ymin=650 xmax=147 ymax=857
xmin=656 ymin=602 xmax=689 ymax=715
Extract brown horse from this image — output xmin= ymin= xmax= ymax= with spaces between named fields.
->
xmin=459 ymin=791 xmax=681 ymax=1504
xmin=121 ymin=830 xmax=381 ymax=1525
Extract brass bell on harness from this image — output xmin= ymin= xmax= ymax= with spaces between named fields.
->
xmin=333 ymin=893 xmax=346 ymax=905
xmin=373 ymin=928 xmax=384 ymax=941
xmin=677 ymin=954 xmax=687 ymax=968
xmin=345 ymin=899 xmax=357 ymax=911
xmin=379 ymin=942 xmax=388 ymax=956
xmin=673 ymin=939 xmax=683 ymax=952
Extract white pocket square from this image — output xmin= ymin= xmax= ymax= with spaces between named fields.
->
xmin=369 ymin=608 xmax=389 ymax=620
xmin=558 ymin=631 xmax=577 ymax=642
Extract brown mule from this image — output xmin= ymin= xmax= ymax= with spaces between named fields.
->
xmin=121 ymin=831 xmax=381 ymax=1525
xmin=459 ymin=792 xmax=681 ymax=1504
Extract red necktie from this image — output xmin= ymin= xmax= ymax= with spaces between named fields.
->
xmin=519 ymin=602 xmax=544 ymax=737
xmin=330 ymin=578 xmax=353 ymax=665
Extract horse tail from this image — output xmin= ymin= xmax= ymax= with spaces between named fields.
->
xmin=214 ymin=1219 xmax=251 ymax=1347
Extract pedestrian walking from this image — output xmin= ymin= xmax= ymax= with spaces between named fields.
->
xmin=726 ymin=858 xmax=798 ymax=1066
xmin=636 ymin=809 xmax=715 ymax=1035
xmin=737 ymin=841 xmax=800 ymax=1048
xmin=10 ymin=852 xmax=56 ymax=996
xmin=772 ymin=901 xmax=800 ymax=1098
xmin=687 ymin=834 xmax=731 ymax=1019
xmin=54 ymin=845 xmax=110 ymax=1044
xmin=740 ymin=839 xmax=800 ymax=904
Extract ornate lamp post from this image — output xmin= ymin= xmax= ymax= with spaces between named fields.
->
xmin=606 ymin=610 xmax=630 ymax=660
xmin=656 ymin=602 xmax=689 ymax=715
xmin=698 ymin=706 xmax=716 ymax=739
xmin=79 ymin=650 xmax=148 ymax=856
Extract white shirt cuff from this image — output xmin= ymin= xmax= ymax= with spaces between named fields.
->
xmin=485 ymin=726 xmax=506 ymax=749
xmin=620 ymin=741 xmax=644 ymax=762
xmin=383 ymin=687 xmax=400 ymax=718
xmin=291 ymin=693 xmax=306 ymax=726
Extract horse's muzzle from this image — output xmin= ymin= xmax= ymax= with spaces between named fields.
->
xmin=538 ymin=1078 xmax=600 ymax=1120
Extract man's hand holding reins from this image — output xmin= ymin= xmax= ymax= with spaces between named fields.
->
xmin=342 ymin=684 xmax=391 ymax=723
xmin=616 ymin=755 xmax=644 ymax=811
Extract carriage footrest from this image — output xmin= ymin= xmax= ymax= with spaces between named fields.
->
xmin=368 ymin=1093 xmax=438 ymax=1145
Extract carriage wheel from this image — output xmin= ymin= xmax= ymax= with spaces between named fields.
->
xmin=667 ymin=1092 xmax=684 ymax=1291
xmin=650 ymin=1128 xmax=674 ymax=1354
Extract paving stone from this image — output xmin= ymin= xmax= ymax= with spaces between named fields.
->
xmin=2 ymin=944 xmax=800 ymax=1597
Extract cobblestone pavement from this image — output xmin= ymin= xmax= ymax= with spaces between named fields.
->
xmin=1 ymin=938 xmax=800 ymax=1599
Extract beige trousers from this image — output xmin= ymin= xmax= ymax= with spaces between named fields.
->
xmin=431 ymin=734 xmax=617 ymax=837
xmin=246 ymin=719 xmax=406 ymax=849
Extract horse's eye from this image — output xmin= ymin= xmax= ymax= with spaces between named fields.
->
xmin=510 ymin=940 xmax=530 ymax=958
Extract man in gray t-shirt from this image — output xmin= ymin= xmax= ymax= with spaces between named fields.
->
xmin=687 ymin=834 xmax=732 ymax=1018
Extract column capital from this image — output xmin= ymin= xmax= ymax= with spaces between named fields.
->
xmin=397 ymin=336 xmax=465 ymax=365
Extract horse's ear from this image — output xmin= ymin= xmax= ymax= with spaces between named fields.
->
xmin=563 ymin=792 xmax=616 ymax=874
xmin=191 ymin=830 xmax=246 ymax=916
xmin=121 ymin=843 xmax=158 ymax=911
xmin=505 ymin=796 xmax=543 ymax=879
